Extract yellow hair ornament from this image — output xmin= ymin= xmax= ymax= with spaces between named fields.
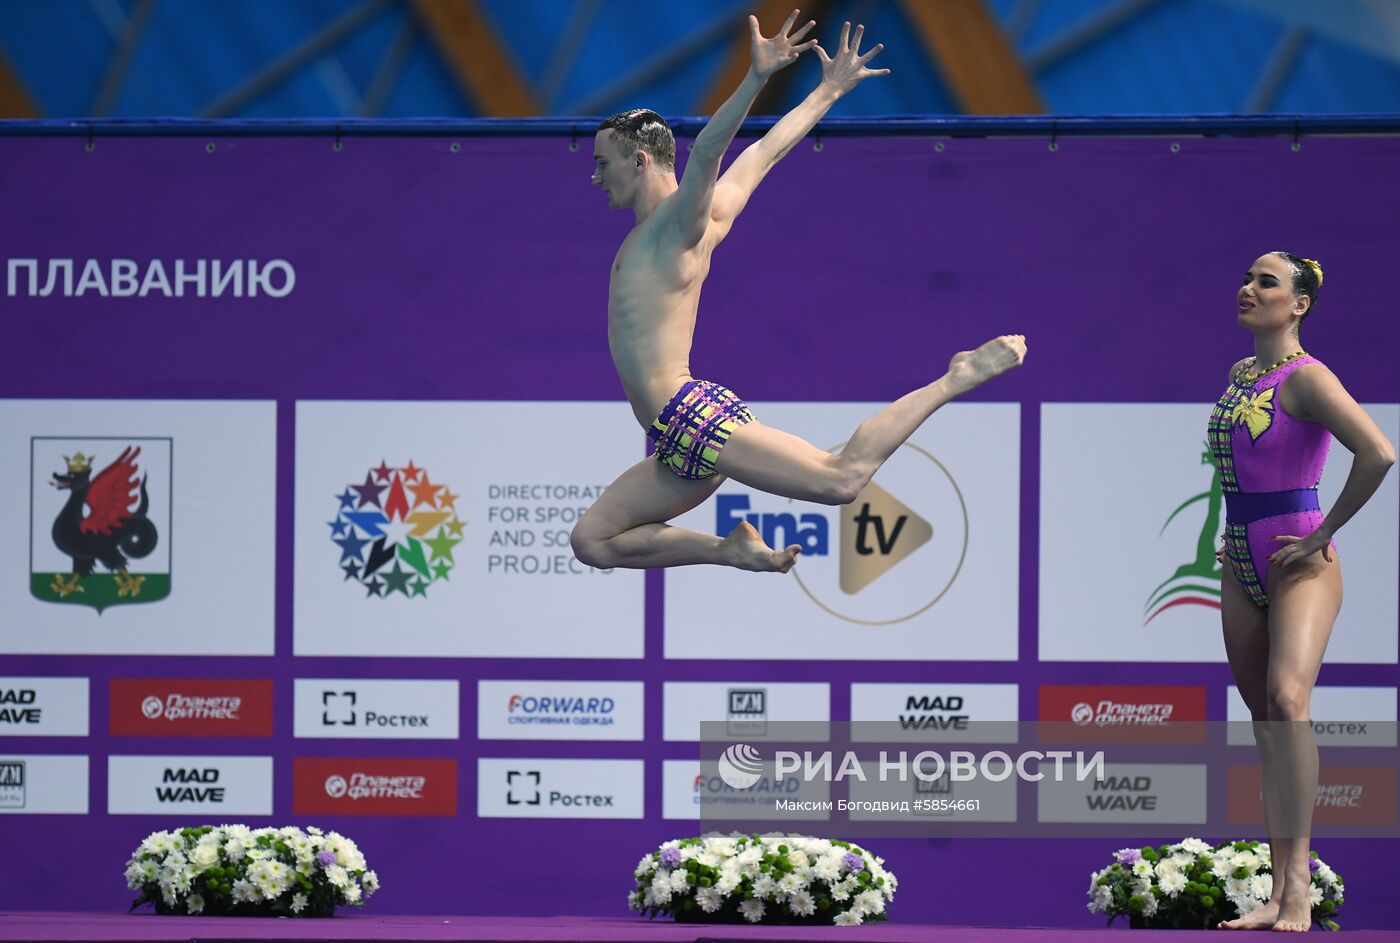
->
xmin=1301 ymin=257 xmax=1324 ymax=287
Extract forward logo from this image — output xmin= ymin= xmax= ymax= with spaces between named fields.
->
xmin=31 ymin=437 xmax=172 ymax=612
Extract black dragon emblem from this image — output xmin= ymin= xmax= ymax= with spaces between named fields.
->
xmin=50 ymin=447 xmax=158 ymax=582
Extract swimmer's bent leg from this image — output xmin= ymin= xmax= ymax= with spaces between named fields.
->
xmin=570 ymin=457 xmax=798 ymax=572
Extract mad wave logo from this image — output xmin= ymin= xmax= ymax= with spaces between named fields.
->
xmin=900 ymin=694 xmax=969 ymax=732
xmin=1144 ymin=442 xmax=1223 ymax=623
xmin=717 ymin=743 xmax=764 ymax=790
xmin=329 ymin=459 xmax=463 ymax=598
xmin=30 ymin=437 xmax=171 ymax=612
xmin=715 ymin=444 xmax=964 ymax=625
xmin=506 ymin=694 xmax=615 ymax=727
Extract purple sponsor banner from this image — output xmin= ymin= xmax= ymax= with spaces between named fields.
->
xmin=3 ymin=132 xmax=1399 ymax=928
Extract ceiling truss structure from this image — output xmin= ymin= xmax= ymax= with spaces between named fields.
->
xmin=0 ymin=0 xmax=1394 ymax=120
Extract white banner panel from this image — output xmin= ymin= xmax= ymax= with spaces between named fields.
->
xmin=293 ymin=679 xmax=459 ymax=740
xmin=663 ymin=682 xmax=830 ymax=741
xmin=662 ymin=759 xmax=831 ymax=821
xmin=1227 ymin=686 xmax=1396 ymax=747
xmin=0 ymin=677 xmax=89 ymax=736
xmin=664 ymin=403 xmax=1020 ymax=660
xmin=294 ymin=401 xmax=644 ymax=658
xmin=477 ymin=758 xmax=643 ymax=819
xmin=850 ymin=683 xmax=1019 ymax=742
xmin=1038 ymin=763 xmax=1206 ymax=824
xmin=1 ymin=400 xmax=276 ymax=655
xmin=108 ymin=755 xmax=273 ymax=815
xmin=1040 ymin=403 xmax=1399 ymax=663
xmin=477 ymin=680 xmax=643 ymax=741
xmin=0 ymin=755 xmax=88 ymax=813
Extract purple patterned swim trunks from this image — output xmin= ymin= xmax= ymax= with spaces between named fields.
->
xmin=647 ymin=380 xmax=756 ymax=480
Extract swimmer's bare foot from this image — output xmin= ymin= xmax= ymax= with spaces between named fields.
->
xmin=1218 ymin=901 xmax=1278 ymax=929
xmin=721 ymin=521 xmax=801 ymax=573
xmin=948 ymin=335 xmax=1027 ymax=394
xmin=1271 ymin=890 xmax=1311 ymax=933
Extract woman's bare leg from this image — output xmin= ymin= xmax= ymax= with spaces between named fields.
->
xmin=1217 ymin=564 xmax=1280 ymax=930
xmin=1263 ymin=556 xmax=1342 ymax=932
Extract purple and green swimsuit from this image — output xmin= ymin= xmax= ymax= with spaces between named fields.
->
xmin=1207 ymin=355 xmax=1332 ymax=608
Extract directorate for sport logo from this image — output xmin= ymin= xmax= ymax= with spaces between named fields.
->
xmin=1144 ymin=442 xmax=1224 ymax=624
xmin=329 ymin=460 xmax=464 ymax=598
xmin=30 ymin=437 xmax=172 ymax=612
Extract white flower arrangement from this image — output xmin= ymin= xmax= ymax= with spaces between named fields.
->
xmin=629 ymin=834 xmax=896 ymax=926
xmin=125 ymin=825 xmax=379 ymax=917
xmin=1088 ymin=838 xmax=1343 ymax=931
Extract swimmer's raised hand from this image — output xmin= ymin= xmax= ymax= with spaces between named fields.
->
xmin=814 ymin=21 xmax=891 ymax=96
xmin=749 ymin=10 xmax=818 ymax=80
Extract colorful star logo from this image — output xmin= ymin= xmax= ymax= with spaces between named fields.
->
xmin=330 ymin=460 xmax=464 ymax=599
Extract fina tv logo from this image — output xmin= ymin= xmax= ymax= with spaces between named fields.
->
xmin=717 ymin=744 xmax=765 ymax=790
xmin=714 ymin=443 xmax=965 ymax=624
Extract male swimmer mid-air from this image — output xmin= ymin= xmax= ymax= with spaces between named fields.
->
xmin=570 ymin=10 xmax=1027 ymax=573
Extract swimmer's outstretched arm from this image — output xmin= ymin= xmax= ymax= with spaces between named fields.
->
xmin=673 ymin=11 xmax=817 ymax=245
xmin=713 ymin=21 xmax=890 ymax=224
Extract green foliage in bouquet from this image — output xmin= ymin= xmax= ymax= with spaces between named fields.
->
xmin=629 ymin=834 xmax=896 ymax=926
xmin=125 ymin=825 xmax=379 ymax=917
xmin=1088 ymin=838 xmax=1344 ymax=931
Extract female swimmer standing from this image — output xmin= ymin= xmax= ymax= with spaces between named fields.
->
xmin=1211 ymin=252 xmax=1394 ymax=931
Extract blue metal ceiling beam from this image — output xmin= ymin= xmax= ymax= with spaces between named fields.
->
xmin=1244 ymin=26 xmax=1308 ymax=113
xmin=197 ymin=0 xmax=395 ymax=118
xmin=539 ymin=0 xmax=601 ymax=112
xmin=1023 ymin=0 xmax=1173 ymax=74
xmin=90 ymin=0 xmax=155 ymax=117
xmin=360 ymin=14 xmax=417 ymax=117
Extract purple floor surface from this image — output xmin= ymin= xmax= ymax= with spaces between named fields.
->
xmin=2 ymin=913 xmax=1399 ymax=943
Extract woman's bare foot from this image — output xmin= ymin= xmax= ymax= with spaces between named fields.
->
xmin=721 ymin=521 xmax=800 ymax=572
xmin=1271 ymin=888 xmax=1312 ymax=932
xmin=1218 ymin=901 xmax=1278 ymax=929
xmin=948 ymin=335 xmax=1027 ymax=393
